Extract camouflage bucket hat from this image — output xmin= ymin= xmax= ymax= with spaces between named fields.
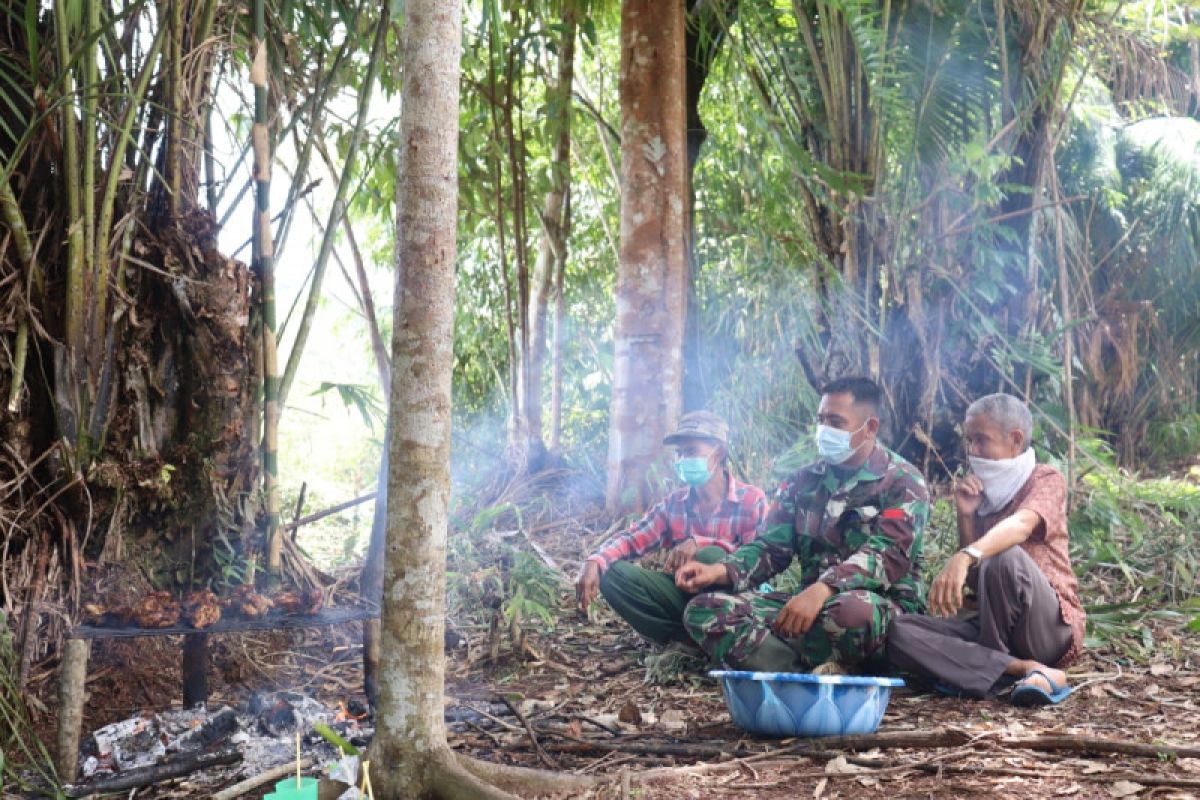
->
xmin=663 ymin=411 xmax=729 ymax=447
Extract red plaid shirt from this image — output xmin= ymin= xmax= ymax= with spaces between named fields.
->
xmin=587 ymin=472 xmax=768 ymax=572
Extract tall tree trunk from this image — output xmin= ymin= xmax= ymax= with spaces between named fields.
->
xmin=520 ymin=0 xmax=578 ymax=467
xmin=606 ymin=0 xmax=689 ymax=513
xmin=369 ymin=0 xmax=486 ymax=794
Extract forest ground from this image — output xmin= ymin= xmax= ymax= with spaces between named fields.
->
xmin=32 ymin=476 xmax=1200 ymax=799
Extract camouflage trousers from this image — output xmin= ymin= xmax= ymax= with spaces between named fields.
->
xmin=682 ymin=588 xmax=900 ymax=672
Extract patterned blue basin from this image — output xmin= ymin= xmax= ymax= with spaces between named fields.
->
xmin=710 ymin=670 xmax=904 ymax=737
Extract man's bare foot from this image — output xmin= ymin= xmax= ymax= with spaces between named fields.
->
xmin=812 ymin=661 xmax=847 ymax=676
xmin=1005 ymin=658 xmax=1067 ymax=692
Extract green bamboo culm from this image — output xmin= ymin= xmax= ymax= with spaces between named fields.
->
xmin=277 ymin=3 xmax=390 ymax=409
xmin=251 ymin=0 xmax=281 ymax=578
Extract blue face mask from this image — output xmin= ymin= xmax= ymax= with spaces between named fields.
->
xmin=674 ymin=457 xmax=712 ymax=486
xmin=815 ymin=422 xmax=869 ymax=465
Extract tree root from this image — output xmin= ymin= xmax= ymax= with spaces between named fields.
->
xmin=455 ymin=752 xmax=599 ymax=796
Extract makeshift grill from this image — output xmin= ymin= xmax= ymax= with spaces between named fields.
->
xmin=69 ymin=605 xmax=377 ymax=639
xmin=55 ymin=600 xmax=380 ymax=783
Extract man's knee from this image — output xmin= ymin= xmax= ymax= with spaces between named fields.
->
xmin=682 ymin=592 xmax=736 ymax=637
xmin=598 ymin=560 xmax=635 ymax=599
xmin=694 ymin=545 xmax=728 ymax=565
xmin=978 ymin=546 xmax=1029 ymax=589
xmin=822 ymin=590 xmax=883 ymax=634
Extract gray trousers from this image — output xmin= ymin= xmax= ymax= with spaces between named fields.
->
xmin=886 ymin=546 xmax=1073 ymax=698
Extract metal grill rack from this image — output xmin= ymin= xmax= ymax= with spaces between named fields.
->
xmin=68 ymin=603 xmax=379 ymax=640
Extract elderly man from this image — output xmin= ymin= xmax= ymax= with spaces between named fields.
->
xmin=886 ymin=393 xmax=1085 ymax=705
xmin=676 ymin=377 xmax=929 ymax=673
xmin=575 ymin=411 xmax=768 ymax=647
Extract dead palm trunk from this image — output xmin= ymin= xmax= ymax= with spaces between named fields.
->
xmin=605 ymin=0 xmax=689 ymax=512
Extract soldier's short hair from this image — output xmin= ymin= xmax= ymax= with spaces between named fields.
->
xmin=965 ymin=393 xmax=1033 ymax=447
xmin=822 ymin=376 xmax=883 ymax=416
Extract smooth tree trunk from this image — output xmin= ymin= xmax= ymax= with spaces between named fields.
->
xmin=606 ymin=0 xmax=689 ymax=512
xmin=367 ymin=8 xmax=597 ymax=796
xmin=368 ymin=0 xmax=498 ymax=796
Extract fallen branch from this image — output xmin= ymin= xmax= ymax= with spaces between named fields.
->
xmin=995 ymin=734 xmax=1200 ymax=760
xmin=899 ymin=763 xmax=1200 ymax=790
xmin=500 ymin=694 xmax=558 ymax=769
xmin=65 ymin=747 xmax=242 ymax=797
xmin=211 ymin=757 xmax=313 ymax=800
xmin=531 ymin=728 xmax=1200 ymax=762
xmin=282 ymin=492 xmax=376 ymax=531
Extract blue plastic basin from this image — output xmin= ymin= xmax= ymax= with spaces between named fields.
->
xmin=710 ymin=670 xmax=904 ymax=738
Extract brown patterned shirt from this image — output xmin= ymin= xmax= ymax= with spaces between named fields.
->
xmin=976 ymin=464 xmax=1085 ymax=667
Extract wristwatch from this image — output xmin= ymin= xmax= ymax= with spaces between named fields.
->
xmin=959 ymin=545 xmax=983 ymax=566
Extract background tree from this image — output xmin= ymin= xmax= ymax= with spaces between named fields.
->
xmin=606 ymin=0 xmax=690 ymax=512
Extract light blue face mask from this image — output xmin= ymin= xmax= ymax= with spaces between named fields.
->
xmin=815 ymin=421 xmax=869 ymax=465
xmin=674 ymin=456 xmax=712 ymax=486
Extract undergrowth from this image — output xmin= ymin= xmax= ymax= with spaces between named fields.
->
xmin=0 ymin=613 xmax=61 ymax=797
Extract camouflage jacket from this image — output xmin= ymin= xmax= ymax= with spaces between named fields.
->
xmin=720 ymin=445 xmax=929 ymax=613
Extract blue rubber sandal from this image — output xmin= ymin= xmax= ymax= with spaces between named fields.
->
xmin=1010 ymin=669 xmax=1073 ymax=706
xmin=933 ymin=674 xmax=1015 ymax=699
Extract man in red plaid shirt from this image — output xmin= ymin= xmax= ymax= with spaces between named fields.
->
xmin=575 ymin=411 xmax=768 ymax=645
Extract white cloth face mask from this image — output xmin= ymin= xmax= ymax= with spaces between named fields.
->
xmin=968 ymin=447 xmax=1036 ymax=516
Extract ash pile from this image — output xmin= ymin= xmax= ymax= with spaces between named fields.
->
xmin=70 ymin=691 xmax=372 ymax=796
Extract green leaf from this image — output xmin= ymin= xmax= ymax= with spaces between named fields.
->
xmin=313 ymin=722 xmax=360 ymax=756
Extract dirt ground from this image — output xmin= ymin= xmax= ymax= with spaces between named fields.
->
xmin=42 ymin=583 xmax=1199 ymax=800
xmin=28 ymin=488 xmax=1200 ymax=800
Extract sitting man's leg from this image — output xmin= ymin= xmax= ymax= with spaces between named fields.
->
xmin=888 ymin=546 xmax=1073 ymax=697
xmin=798 ymin=589 xmax=898 ymax=670
xmin=684 ymin=588 xmax=896 ymax=672
xmin=683 ymin=590 xmax=802 ymax=671
xmin=599 ymin=545 xmax=727 ymax=645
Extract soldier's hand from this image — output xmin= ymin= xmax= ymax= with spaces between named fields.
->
xmin=575 ymin=561 xmax=601 ymax=613
xmin=664 ymin=538 xmax=699 ymax=574
xmin=929 ymin=552 xmax=971 ymax=618
xmin=954 ymin=474 xmax=985 ymax=516
xmin=773 ymin=582 xmax=833 ymax=638
xmin=675 ymin=561 xmax=727 ymax=593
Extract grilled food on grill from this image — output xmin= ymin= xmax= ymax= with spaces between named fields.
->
xmin=183 ymin=589 xmax=222 ymax=629
xmin=132 ymin=591 xmax=181 ymax=628
xmin=223 ymin=585 xmax=274 ymax=618
xmin=82 ymin=602 xmax=138 ymax=627
xmin=273 ymin=588 xmax=324 ymax=616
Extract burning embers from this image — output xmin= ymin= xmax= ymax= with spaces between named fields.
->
xmin=82 ymin=586 xmax=325 ymax=630
xmin=79 ymin=692 xmax=373 ymax=786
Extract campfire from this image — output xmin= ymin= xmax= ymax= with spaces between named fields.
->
xmin=72 ymin=691 xmax=373 ymax=798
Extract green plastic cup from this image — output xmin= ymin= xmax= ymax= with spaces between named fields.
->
xmin=273 ymin=776 xmax=318 ymax=799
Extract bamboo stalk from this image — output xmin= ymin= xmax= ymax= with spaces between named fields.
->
xmin=277 ymin=7 xmax=390 ymax=409
xmin=253 ymin=0 xmax=282 ymax=578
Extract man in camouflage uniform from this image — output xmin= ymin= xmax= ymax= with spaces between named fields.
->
xmin=676 ymin=377 xmax=929 ymax=672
